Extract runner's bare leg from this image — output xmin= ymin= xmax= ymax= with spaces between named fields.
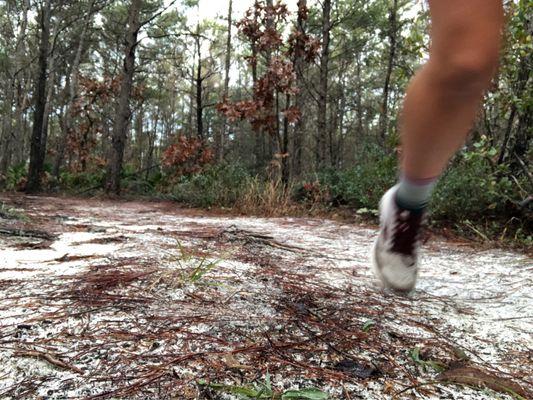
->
xmin=371 ymin=0 xmax=504 ymax=291
xmin=401 ymin=0 xmax=504 ymax=179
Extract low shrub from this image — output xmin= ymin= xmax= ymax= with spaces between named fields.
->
xmin=60 ymin=169 xmax=105 ymax=191
xmin=2 ymin=163 xmax=27 ymax=191
xmin=168 ymin=163 xmax=251 ymax=208
xmin=432 ymin=154 xmax=518 ymax=221
xmin=316 ymin=153 xmax=398 ymax=209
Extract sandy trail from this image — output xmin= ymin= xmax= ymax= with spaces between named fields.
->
xmin=0 ymin=194 xmax=531 ymax=399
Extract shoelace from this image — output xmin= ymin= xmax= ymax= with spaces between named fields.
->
xmin=390 ymin=209 xmax=424 ymax=256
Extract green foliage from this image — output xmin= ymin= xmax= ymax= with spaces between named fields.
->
xmin=432 ymin=144 xmax=524 ymax=221
xmin=409 ymin=347 xmax=447 ymax=373
xmin=281 ymin=389 xmax=329 ymax=400
xmin=317 ymin=151 xmax=397 ymax=209
xmin=362 ymin=319 xmax=376 ymax=332
xmin=200 ymin=378 xmax=274 ymax=399
xmin=4 ymin=163 xmax=27 ymax=190
xmin=168 ymin=163 xmax=252 ymax=208
xmin=59 ymin=169 xmax=105 ymax=191
xmin=199 ymin=374 xmax=329 ymax=400
xmin=174 ymin=242 xmax=219 ymax=285
xmin=120 ymin=164 xmax=157 ymax=195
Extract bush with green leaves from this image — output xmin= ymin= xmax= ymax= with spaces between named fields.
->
xmin=317 ymin=152 xmax=397 ymax=209
xmin=3 ymin=163 xmax=27 ymax=190
xmin=168 ymin=163 xmax=252 ymax=208
xmin=432 ymin=143 xmax=527 ymax=221
xmin=59 ymin=169 xmax=106 ymax=191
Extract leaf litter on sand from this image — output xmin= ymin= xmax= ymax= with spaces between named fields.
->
xmin=0 ymin=194 xmax=531 ymax=399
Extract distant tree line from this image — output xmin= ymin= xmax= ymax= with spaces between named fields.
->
xmin=0 ymin=0 xmax=530 ymax=200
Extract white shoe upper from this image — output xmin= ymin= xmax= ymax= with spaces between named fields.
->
xmin=372 ymin=185 xmax=424 ymax=292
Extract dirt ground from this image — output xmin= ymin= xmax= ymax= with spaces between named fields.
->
xmin=0 ymin=194 xmax=531 ymax=400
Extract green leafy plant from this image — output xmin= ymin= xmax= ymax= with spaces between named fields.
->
xmin=199 ymin=374 xmax=329 ymax=400
xmin=410 ymin=347 xmax=447 ymax=373
xmin=362 ymin=319 xmax=376 ymax=332
xmin=281 ymin=389 xmax=329 ymax=399
xmin=317 ymin=146 xmax=398 ymax=210
xmin=4 ymin=162 xmax=27 ymax=190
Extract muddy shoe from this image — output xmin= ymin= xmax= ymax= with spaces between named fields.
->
xmin=371 ymin=185 xmax=425 ymax=292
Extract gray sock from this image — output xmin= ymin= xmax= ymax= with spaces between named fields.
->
xmin=395 ymin=174 xmax=438 ymax=211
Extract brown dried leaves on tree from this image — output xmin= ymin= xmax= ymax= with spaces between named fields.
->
xmin=64 ymin=76 xmax=144 ymax=173
xmin=217 ymin=1 xmax=319 ymax=137
xmin=162 ymin=135 xmax=214 ymax=177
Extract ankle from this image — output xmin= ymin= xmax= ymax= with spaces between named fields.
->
xmin=395 ymin=174 xmax=438 ymax=211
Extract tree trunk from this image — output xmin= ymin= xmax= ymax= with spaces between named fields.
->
xmin=291 ymin=0 xmax=307 ymax=178
xmin=134 ymin=105 xmax=144 ymax=170
xmin=378 ymin=0 xmax=398 ymax=142
xmin=316 ymin=0 xmax=331 ymax=169
xmin=53 ymin=0 xmax=94 ymax=179
xmin=0 ymin=0 xmax=29 ymax=175
xmin=355 ymin=52 xmax=364 ymax=139
xmin=329 ymin=93 xmax=337 ymax=168
xmin=253 ymin=0 xmax=275 ymax=172
xmin=195 ymin=23 xmax=204 ymax=140
xmin=252 ymin=42 xmax=263 ymax=172
xmin=251 ymin=26 xmax=262 ymax=171
xmin=105 ymin=0 xmax=142 ymax=195
xmin=188 ymin=67 xmax=194 ymax=138
xmin=337 ymin=66 xmax=348 ymax=167
xmin=39 ymin=53 xmax=56 ymax=173
xmin=498 ymin=106 xmax=517 ymax=165
xmin=500 ymin=37 xmax=531 ymax=166
xmin=216 ymin=0 xmax=232 ymax=162
xmin=266 ymin=0 xmax=277 ymax=166
xmin=0 ymin=83 xmax=15 ymax=175
xmin=281 ymin=94 xmax=290 ymax=183
xmin=145 ymin=109 xmax=158 ymax=180
xmin=26 ymin=0 xmax=51 ymax=193
xmin=14 ymin=94 xmax=30 ymax=168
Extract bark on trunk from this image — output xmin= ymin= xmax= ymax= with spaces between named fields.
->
xmin=316 ymin=0 xmax=331 ymax=169
xmin=378 ymin=0 xmax=398 ymax=142
xmin=281 ymin=94 xmax=290 ymax=183
xmin=131 ymin=104 xmax=141 ymax=170
xmin=195 ymin=24 xmax=204 ymax=140
xmin=336 ymin=66 xmax=348 ymax=167
xmin=499 ymin=38 xmax=531 ymax=165
xmin=40 ymin=53 xmax=56 ymax=170
xmin=215 ymin=0 xmax=233 ymax=162
xmin=105 ymin=0 xmax=142 ymax=195
xmin=145 ymin=109 xmax=157 ymax=180
xmin=188 ymin=68 xmax=194 ymax=138
xmin=266 ymin=0 xmax=277 ymax=166
xmin=355 ymin=52 xmax=364 ymax=139
xmin=291 ymin=0 xmax=307 ymax=178
xmin=0 ymin=0 xmax=29 ymax=175
xmin=0 ymin=84 xmax=15 ymax=175
xmin=53 ymin=0 xmax=94 ymax=179
xmin=26 ymin=0 xmax=51 ymax=193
